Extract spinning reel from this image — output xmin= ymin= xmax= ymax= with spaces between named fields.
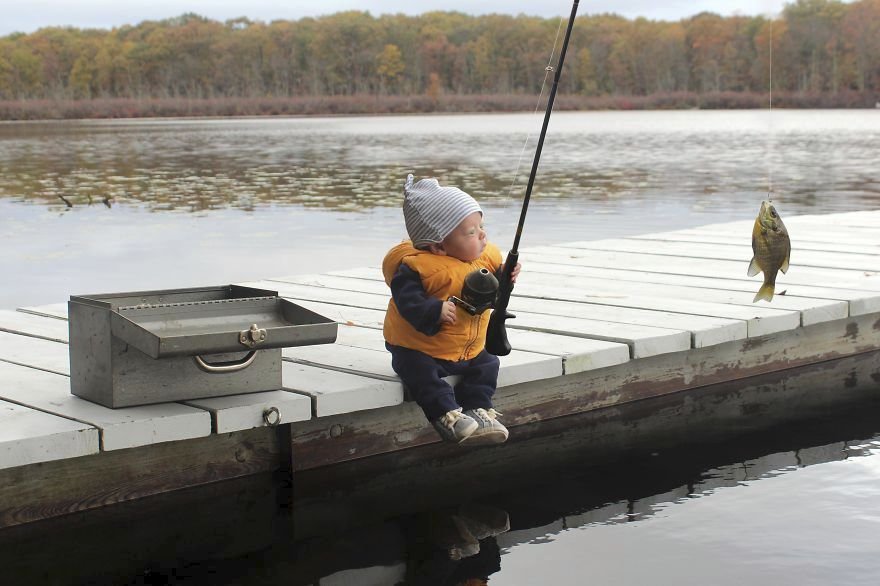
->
xmin=448 ymin=268 xmax=499 ymax=316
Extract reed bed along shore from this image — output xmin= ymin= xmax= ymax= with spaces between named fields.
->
xmin=1 ymin=91 xmax=878 ymax=121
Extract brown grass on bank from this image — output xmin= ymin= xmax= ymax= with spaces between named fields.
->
xmin=0 ymin=91 xmax=877 ymax=121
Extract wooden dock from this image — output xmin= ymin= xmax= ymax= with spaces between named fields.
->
xmin=1 ymin=210 xmax=879 ymax=528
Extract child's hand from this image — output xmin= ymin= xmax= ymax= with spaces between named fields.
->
xmin=439 ymin=300 xmax=457 ymax=325
xmin=510 ymin=262 xmax=522 ymax=283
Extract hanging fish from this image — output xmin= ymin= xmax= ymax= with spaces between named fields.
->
xmin=749 ymin=200 xmax=791 ymax=302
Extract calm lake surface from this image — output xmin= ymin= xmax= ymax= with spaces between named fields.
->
xmin=1 ymin=110 xmax=879 ymax=309
xmin=1 ymin=110 xmax=880 ymax=584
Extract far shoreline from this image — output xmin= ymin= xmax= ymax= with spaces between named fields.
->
xmin=1 ymin=91 xmax=878 ymax=122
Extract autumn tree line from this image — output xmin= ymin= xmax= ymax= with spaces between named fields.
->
xmin=1 ymin=0 xmax=878 ymax=118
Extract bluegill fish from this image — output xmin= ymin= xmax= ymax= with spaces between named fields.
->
xmin=749 ymin=200 xmax=791 ymax=302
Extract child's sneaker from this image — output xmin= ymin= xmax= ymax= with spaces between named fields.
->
xmin=432 ymin=408 xmax=478 ymax=443
xmin=463 ymin=408 xmax=509 ymax=444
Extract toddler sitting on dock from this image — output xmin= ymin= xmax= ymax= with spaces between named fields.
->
xmin=383 ymin=174 xmax=519 ymax=444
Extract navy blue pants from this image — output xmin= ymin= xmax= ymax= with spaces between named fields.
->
xmin=386 ymin=344 xmax=500 ymax=421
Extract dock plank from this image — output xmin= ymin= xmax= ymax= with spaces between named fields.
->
xmin=284 ymin=339 xmax=564 ymax=389
xmin=0 ymin=399 xmax=99 ymax=470
xmin=273 ymin=273 xmax=745 ymax=347
xmin=249 ymin=280 xmax=691 ymax=358
xmin=16 ymin=304 xmax=69 ymax=320
xmin=630 ymin=231 xmax=880 ymax=256
xmin=0 ymin=361 xmax=211 ymax=451
xmin=281 ymin=362 xmax=403 ymax=417
xmin=679 ymin=219 xmax=880 ymax=248
xmin=332 ymin=323 xmax=630 ymax=376
xmin=184 ymin=390 xmax=312 ymax=433
xmin=0 ymin=310 xmax=68 ymax=343
xmin=0 ymin=331 xmax=297 ymax=435
xmin=520 ymin=248 xmax=880 ymax=293
xmin=0 ymin=330 xmax=70 ymax=375
xmin=501 ymin=253 xmax=880 ymax=316
xmin=513 ymin=272 xmax=846 ymax=328
xmin=558 ymin=238 xmax=880 ymax=273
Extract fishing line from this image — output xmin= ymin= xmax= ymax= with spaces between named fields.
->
xmin=501 ymin=13 xmax=566 ymax=212
xmin=767 ymin=15 xmax=774 ymax=203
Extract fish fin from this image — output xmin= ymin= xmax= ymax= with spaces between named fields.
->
xmin=780 ymin=252 xmax=790 ymax=274
xmin=753 ymin=283 xmax=775 ymax=303
xmin=747 ymin=257 xmax=761 ymax=277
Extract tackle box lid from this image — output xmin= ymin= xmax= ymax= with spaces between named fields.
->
xmin=70 ymin=285 xmax=338 ymax=359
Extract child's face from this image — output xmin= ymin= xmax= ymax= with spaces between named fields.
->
xmin=437 ymin=212 xmax=486 ymax=261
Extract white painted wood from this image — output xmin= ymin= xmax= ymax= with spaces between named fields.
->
xmin=502 ymin=330 xmax=630 ymax=375
xmin=520 ymin=248 xmax=880 ymax=293
xmin=0 ymin=330 xmax=70 ymax=375
xmin=253 ymin=280 xmax=691 ymax=358
xmin=281 ymin=361 xmax=404 ymax=417
xmin=496 ymin=349 xmax=562 ymax=387
xmin=512 ymin=275 xmax=800 ymax=337
xmin=284 ymin=344 xmax=399 ymax=381
xmin=16 ymin=303 xmax=69 ymax=320
xmin=507 ymin=253 xmax=880 ymax=316
xmin=271 ymin=273 xmax=390 ymax=295
xmin=0 ymin=331 xmax=307 ymax=435
xmin=334 ymin=324 xmax=388 ymax=351
xmin=508 ymin=311 xmax=690 ymax=358
xmin=506 ymin=293 xmax=747 ymax=347
xmin=0 ymin=310 xmax=69 ymax=343
xmin=558 ymin=238 xmax=880 ymax=273
xmin=285 ymin=339 xmax=562 ymax=388
xmin=789 ymin=210 xmax=880 ymax=229
xmin=283 ymin=275 xmax=748 ymax=348
xmin=0 ymin=399 xmax=99 ymax=469
xmin=333 ymin=266 xmax=390 ymax=280
xmin=630 ymin=231 xmax=880 ymax=255
xmin=333 ymin=322 xmax=630 ymax=376
xmin=513 ymin=272 xmax=847 ymax=328
xmin=0 ymin=361 xmax=211 ymax=451
xmin=679 ymin=223 xmax=880 ymax=244
xmin=184 ymin=390 xmax=312 ymax=433
xmin=682 ymin=219 xmax=880 ymax=247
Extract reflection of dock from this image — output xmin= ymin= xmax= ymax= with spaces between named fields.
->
xmin=2 ymin=210 xmax=880 ymax=527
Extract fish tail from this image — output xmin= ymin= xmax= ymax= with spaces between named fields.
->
xmin=753 ymin=283 xmax=775 ymax=303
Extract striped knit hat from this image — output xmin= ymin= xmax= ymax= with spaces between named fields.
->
xmin=403 ymin=174 xmax=482 ymax=249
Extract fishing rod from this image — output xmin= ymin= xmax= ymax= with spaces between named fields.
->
xmin=484 ymin=0 xmax=580 ymax=356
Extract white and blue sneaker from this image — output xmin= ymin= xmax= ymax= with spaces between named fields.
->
xmin=432 ymin=408 xmax=479 ymax=443
xmin=463 ymin=408 xmax=509 ymax=444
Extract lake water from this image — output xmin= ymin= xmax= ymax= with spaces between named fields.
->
xmin=1 ymin=110 xmax=880 ymax=584
xmin=1 ymin=110 xmax=878 ymax=309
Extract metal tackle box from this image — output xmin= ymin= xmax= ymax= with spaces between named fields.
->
xmin=68 ymin=285 xmax=337 ymax=408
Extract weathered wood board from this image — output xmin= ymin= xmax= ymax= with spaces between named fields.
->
xmin=0 ymin=310 xmax=68 ymax=342
xmin=0 ymin=361 xmax=211 ymax=451
xmin=282 ymin=361 xmax=404 ymax=417
xmin=272 ymin=273 xmax=748 ymax=348
xmin=183 ymin=390 xmax=312 ymax=434
xmin=0 ymin=330 xmax=70 ymax=375
xmin=0 ymin=399 xmax=99 ymax=470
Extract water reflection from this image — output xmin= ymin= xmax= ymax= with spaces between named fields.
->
xmin=2 ymin=111 xmax=879 ymax=310
xmin=1 ymin=111 xmax=878 ymax=214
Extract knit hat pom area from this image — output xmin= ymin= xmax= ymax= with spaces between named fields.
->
xmin=403 ymin=173 xmax=482 ymax=249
